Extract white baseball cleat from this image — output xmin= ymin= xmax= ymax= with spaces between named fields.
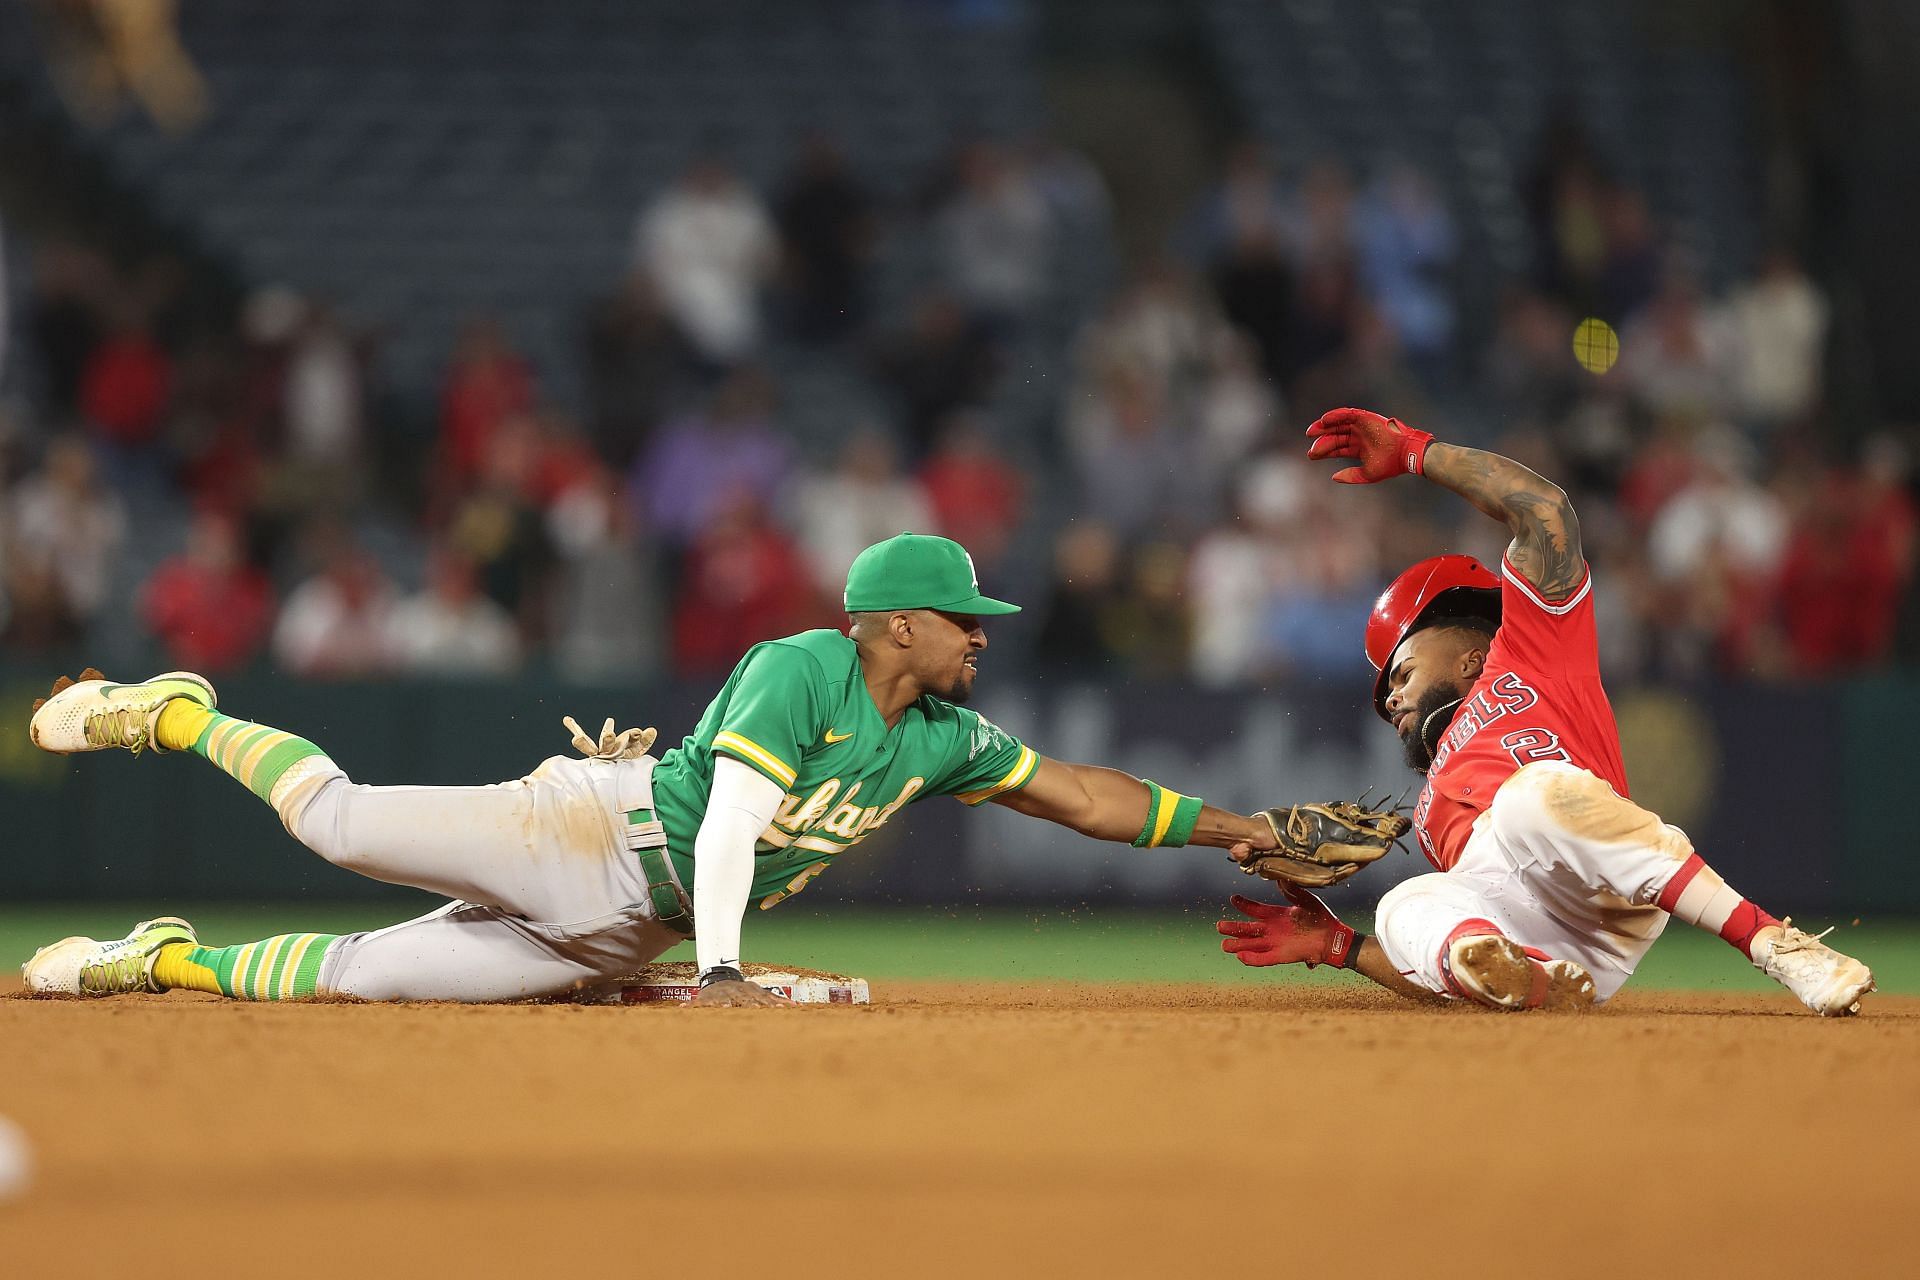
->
xmin=28 ymin=669 xmax=217 ymax=756
xmin=1444 ymin=934 xmax=1597 ymax=1012
xmin=1754 ymin=921 xmax=1874 ymax=1016
xmin=22 ymin=917 xmax=198 ymax=996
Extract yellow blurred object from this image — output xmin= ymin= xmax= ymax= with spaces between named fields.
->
xmin=40 ymin=0 xmax=208 ymax=134
xmin=1572 ymin=317 xmax=1620 ymax=375
xmin=1614 ymin=690 xmax=1718 ymax=830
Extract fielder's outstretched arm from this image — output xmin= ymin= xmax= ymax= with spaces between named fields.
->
xmin=992 ymin=756 xmax=1277 ymax=851
xmin=1305 ymin=407 xmax=1587 ymax=602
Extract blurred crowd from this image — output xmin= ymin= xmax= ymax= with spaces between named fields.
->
xmin=1 ymin=120 xmax=1915 ymax=689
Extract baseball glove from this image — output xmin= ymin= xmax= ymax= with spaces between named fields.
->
xmin=1235 ymin=794 xmax=1411 ymax=888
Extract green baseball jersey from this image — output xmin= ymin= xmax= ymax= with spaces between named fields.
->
xmin=650 ymin=629 xmax=1039 ymax=907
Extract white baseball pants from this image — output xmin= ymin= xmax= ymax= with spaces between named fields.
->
xmin=1374 ymin=762 xmax=1694 ymax=1001
xmin=276 ymin=754 xmax=686 ymax=1001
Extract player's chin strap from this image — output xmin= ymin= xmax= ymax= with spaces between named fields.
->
xmin=1419 ymin=697 xmax=1464 ymax=761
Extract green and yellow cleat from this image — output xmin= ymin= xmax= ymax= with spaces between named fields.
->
xmin=22 ymin=917 xmax=199 ymax=996
xmin=27 ymin=668 xmax=217 ymax=756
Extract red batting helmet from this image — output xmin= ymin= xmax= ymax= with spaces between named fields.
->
xmin=1366 ymin=554 xmax=1502 ymax=720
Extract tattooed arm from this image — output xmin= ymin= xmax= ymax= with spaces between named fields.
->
xmin=1420 ymin=442 xmax=1586 ymax=601
xmin=1304 ymin=407 xmax=1587 ymax=602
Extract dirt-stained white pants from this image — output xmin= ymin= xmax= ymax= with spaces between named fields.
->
xmin=275 ymin=755 xmax=685 ymax=1002
xmin=1374 ymin=762 xmax=1694 ymax=1002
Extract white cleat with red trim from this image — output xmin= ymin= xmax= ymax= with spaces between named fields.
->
xmin=1444 ymin=934 xmax=1597 ymax=1012
xmin=1754 ymin=921 xmax=1873 ymax=1017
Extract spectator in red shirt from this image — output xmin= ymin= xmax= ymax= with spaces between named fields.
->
xmin=670 ymin=492 xmax=826 ymax=674
xmin=80 ymin=308 xmax=170 ymax=447
xmin=439 ymin=316 xmax=533 ymax=490
xmin=1775 ymin=445 xmax=1918 ymax=673
xmin=523 ymin=408 xmax=608 ymax=510
xmin=1616 ymin=422 xmax=1698 ymax=529
xmin=917 ymin=411 xmax=1025 ymax=570
xmin=140 ymin=510 xmax=275 ymax=672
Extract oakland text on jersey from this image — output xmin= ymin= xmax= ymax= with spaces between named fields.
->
xmin=763 ymin=776 xmax=927 ymax=855
xmin=1428 ymin=672 xmax=1540 ymax=770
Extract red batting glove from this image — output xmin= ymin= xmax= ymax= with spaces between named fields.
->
xmin=1216 ymin=889 xmax=1359 ymax=970
xmin=1305 ymin=407 xmax=1433 ymax=483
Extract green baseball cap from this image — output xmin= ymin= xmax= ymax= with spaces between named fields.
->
xmin=843 ymin=533 xmax=1021 ymax=615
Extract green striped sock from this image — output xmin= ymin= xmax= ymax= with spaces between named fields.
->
xmin=164 ymin=934 xmax=341 ymax=1000
xmin=191 ymin=711 xmax=330 ymax=806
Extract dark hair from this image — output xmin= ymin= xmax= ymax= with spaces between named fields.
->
xmin=1427 ymin=616 xmax=1499 ymax=644
xmin=847 ymin=610 xmax=888 ymax=640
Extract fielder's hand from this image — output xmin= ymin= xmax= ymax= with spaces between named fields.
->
xmin=562 ymin=715 xmax=658 ymax=761
xmin=689 ymin=979 xmax=792 ymax=1008
xmin=1217 ymin=889 xmax=1359 ymax=969
xmin=1231 ymin=798 xmax=1410 ymax=889
xmin=1306 ymin=407 xmax=1433 ymax=484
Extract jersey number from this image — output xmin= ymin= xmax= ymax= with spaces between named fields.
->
xmin=1500 ymin=728 xmax=1570 ymax=767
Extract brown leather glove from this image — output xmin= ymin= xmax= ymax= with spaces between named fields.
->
xmin=1233 ymin=798 xmax=1411 ymax=889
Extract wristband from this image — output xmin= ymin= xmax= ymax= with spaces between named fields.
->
xmin=1395 ymin=420 xmax=1434 ymax=476
xmin=1327 ymin=930 xmax=1365 ymax=970
xmin=1132 ymin=781 xmax=1166 ymax=847
xmin=1133 ymin=781 xmax=1206 ymax=849
xmin=699 ymin=965 xmax=745 ymax=987
xmin=1163 ymin=793 xmax=1204 ymax=847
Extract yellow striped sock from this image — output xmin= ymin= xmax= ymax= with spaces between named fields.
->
xmin=185 ymin=711 xmax=331 ymax=805
xmin=151 ymin=942 xmax=221 ymax=994
xmin=155 ymin=700 xmax=216 ymax=753
xmin=152 ymin=935 xmax=339 ymax=999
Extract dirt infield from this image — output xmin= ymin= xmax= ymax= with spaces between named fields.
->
xmin=2 ymin=980 xmax=1915 ymax=1278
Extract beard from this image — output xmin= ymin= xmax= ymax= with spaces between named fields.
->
xmin=944 ymin=668 xmax=975 ymax=703
xmin=1399 ymin=680 xmax=1467 ymax=773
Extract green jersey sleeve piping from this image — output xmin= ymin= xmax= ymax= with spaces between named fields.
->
xmin=954 ymin=744 xmax=1040 ymax=806
xmin=710 ymin=640 xmax=834 ymax=791
xmin=711 ymin=730 xmax=799 ymax=789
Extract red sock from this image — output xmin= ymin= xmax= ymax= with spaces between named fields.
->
xmin=1655 ymin=854 xmax=1782 ymax=958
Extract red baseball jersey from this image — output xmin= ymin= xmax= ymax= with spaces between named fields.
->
xmin=1411 ymin=556 xmax=1629 ymax=870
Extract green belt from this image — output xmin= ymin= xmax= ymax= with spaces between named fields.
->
xmin=626 ymin=807 xmax=693 ymax=936
xmin=638 ymin=847 xmax=694 ymax=936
